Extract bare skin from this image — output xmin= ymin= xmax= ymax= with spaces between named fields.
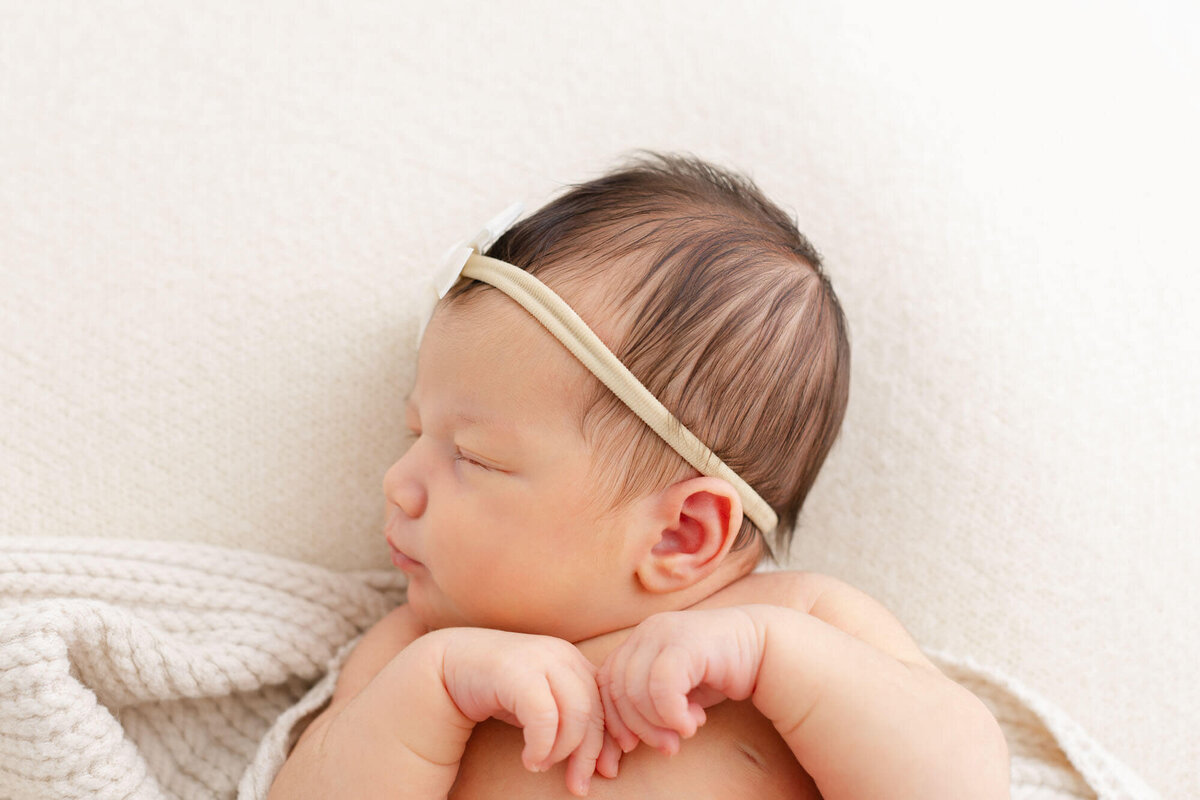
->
xmin=281 ymin=571 xmax=953 ymax=800
xmin=453 ymin=700 xmax=816 ymax=799
xmin=450 ymin=633 xmax=820 ymax=800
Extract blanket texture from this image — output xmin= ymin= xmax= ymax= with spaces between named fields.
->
xmin=0 ymin=537 xmax=404 ymax=799
xmin=0 ymin=537 xmax=1158 ymax=800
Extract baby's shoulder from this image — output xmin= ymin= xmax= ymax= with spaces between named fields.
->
xmin=288 ymin=604 xmax=428 ymax=756
xmin=733 ymin=568 xmax=934 ymax=669
xmin=698 ymin=568 xmax=849 ymax=614
xmin=327 ymin=605 xmax=428 ymax=712
xmin=570 ymin=570 xmax=839 ymax=665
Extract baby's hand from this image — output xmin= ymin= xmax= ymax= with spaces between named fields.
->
xmin=596 ymin=607 xmax=766 ymax=756
xmin=439 ymin=629 xmax=614 ymax=797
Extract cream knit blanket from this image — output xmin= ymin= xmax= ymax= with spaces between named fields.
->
xmin=0 ymin=537 xmax=405 ymax=799
xmin=0 ymin=538 xmax=1159 ymax=800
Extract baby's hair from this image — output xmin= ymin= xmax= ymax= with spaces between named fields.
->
xmin=445 ymin=151 xmax=850 ymax=559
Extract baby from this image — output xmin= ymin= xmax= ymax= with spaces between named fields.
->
xmin=269 ymin=153 xmax=1009 ymax=799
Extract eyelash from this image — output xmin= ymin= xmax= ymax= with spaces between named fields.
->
xmin=405 ymin=428 xmax=491 ymax=472
xmin=454 ymin=449 xmax=490 ymax=470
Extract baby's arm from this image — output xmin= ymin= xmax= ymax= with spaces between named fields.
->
xmin=688 ymin=569 xmax=936 ymax=668
xmin=268 ymin=610 xmax=471 ymax=799
xmin=269 ymin=607 xmax=608 ymax=799
xmin=598 ymin=604 xmax=1010 ymax=800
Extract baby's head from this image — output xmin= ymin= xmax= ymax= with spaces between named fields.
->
xmin=385 ymin=152 xmax=850 ymax=641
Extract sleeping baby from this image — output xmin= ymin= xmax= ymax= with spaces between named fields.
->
xmin=268 ymin=152 xmax=1010 ymax=799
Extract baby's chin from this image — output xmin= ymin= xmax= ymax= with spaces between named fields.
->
xmin=412 ymin=603 xmax=590 ymax=643
xmin=402 ymin=585 xmax=462 ymax=633
xmin=403 ymin=589 xmax=516 ymax=635
xmin=405 ymin=580 xmax=631 ymax=642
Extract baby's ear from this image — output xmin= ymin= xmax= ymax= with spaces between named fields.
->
xmin=635 ymin=476 xmax=744 ymax=594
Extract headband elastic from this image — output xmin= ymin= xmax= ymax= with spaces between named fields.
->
xmin=429 ymin=204 xmax=780 ymax=536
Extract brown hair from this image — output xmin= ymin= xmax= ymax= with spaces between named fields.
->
xmin=444 ymin=152 xmax=850 ymax=559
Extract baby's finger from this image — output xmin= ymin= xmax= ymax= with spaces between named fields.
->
xmin=612 ymin=636 xmax=672 ymax=727
xmin=563 ymin=698 xmax=607 ymax=797
xmin=614 ymin=638 xmax=690 ymax=750
xmin=596 ymin=732 xmax=623 ymax=779
xmin=646 ymin=645 xmax=703 ymax=738
xmin=511 ymin=674 xmax=560 ymax=771
xmin=612 ymin=675 xmax=680 ymax=755
xmin=539 ymin=669 xmax=602 ymax=771
xmin=598 ymin=649 xmax=641 ymax=753
xmin=598 ymin=666 xmax=639 ymax=754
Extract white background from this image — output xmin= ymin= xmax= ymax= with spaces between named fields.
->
xmin=2 ymin=1 xmax=1197 ymax=795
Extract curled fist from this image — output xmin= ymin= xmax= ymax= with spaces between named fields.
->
xmin=596 ymin=607 xmax=767 ymax=757
xmin=438 ymin=629 xmax=619 ymax=796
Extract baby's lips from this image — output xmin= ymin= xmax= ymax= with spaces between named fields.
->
xmin=386 ymin=538 xmax=425 ymax=571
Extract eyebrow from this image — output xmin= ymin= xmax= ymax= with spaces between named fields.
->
xmin=405 ymin=394 xmax=511 ymax=434
xmin=451 ymin=410 xmax=499 ymax=429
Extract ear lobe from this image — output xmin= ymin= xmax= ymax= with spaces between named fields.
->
xmin=636 ymin=477 xmax=744 ymax=594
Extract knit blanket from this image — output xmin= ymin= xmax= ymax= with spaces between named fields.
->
xmin=0 ymin=537 xmax=1160 ymax=800
xmin=0 ymin=537 xmax=406 ymax=800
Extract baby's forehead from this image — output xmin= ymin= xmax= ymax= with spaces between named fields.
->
xmin=417 ymin=292 xmax=601 ymax=426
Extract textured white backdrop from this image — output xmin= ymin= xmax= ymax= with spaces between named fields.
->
xmin=2 ymin=1 xmax=1197 ymax=796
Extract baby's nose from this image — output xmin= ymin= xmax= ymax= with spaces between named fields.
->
xmin=383 ymin=455 xmax=427 ymax=519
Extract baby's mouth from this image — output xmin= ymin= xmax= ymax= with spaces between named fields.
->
xmin=386 ymin=538 xmax=425 ymax=572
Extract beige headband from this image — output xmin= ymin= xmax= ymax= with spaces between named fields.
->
xmin=431 ymin=205 xmax=779 ymax=536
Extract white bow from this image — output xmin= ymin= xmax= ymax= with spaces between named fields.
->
xmin=432 ymin=202 xmax=525 ymax=299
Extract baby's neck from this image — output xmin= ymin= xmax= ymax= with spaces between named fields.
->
xmin=575 ymin=544 xmax=763 ymax=644
xmin=571 ymin=553 xmax=764 ymax=662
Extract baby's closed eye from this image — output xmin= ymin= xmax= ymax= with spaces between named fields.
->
xmin=454 ymin=447 xmax=496 ymax=471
